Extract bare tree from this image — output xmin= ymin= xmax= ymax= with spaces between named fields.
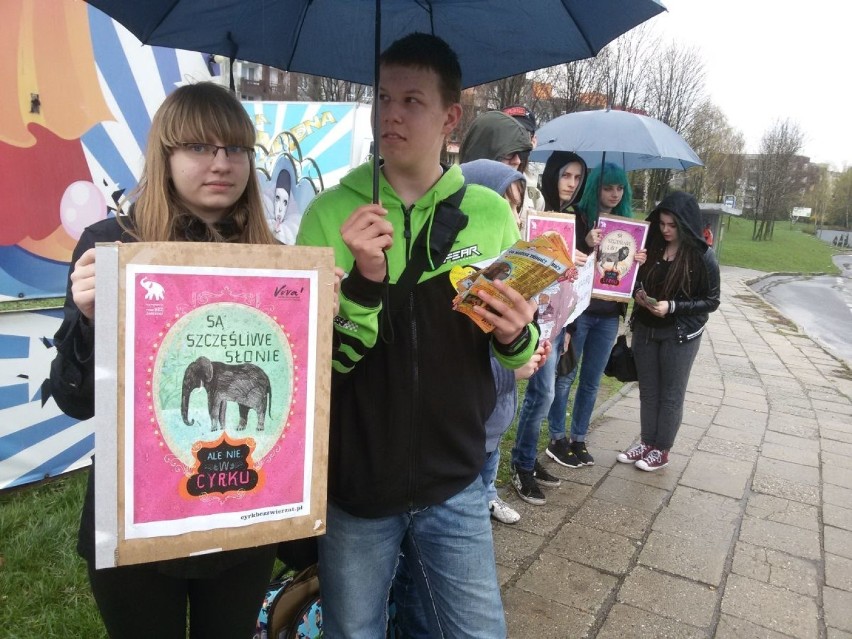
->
xmin=751 ymin=119 xmax=805 ymax=240
xmin=597 ymin=24 xmax=660 ymax=113
xmin=529 ymin=58 xmax=606 ymax=124
xmin=479 ymin=74 xmax=530 ymax=111
xmin=643 ymin=43 xmax=707 ymax=201
xmin=297 ymin=74 xmax=368 ymax=102
xmin=683 ymin=100 xmax=745 ymax=202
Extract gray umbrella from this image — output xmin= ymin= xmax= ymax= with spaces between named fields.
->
xmin=531 ymin=108 xmax=703 ymax=171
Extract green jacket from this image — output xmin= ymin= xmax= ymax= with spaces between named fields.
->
xmin=297 ymin=162 xmax=538 ymax=516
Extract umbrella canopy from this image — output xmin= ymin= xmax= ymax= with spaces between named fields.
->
xmin=86 ymin=0 xmax=666 ymax=202
xmin=530 ymin=108 xmax=703 ymax=171
xmin=84 ymin=0 xmax=665 ymax=89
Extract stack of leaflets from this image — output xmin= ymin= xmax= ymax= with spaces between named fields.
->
xmin=453 ymin=231 xmax=575 ymax=333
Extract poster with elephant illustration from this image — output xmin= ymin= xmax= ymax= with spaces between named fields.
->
xmin=592 ymin=214 xmax=650 ymax=302
xmin=93 ymin=242 xmax=335 ymax=568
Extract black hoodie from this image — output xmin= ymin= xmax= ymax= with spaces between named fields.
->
xmin=636 ymin=191 xmax=720 ymax=342
xmin=541 ymin=151 xmax=587 ymax=212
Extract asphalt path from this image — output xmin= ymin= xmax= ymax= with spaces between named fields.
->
xmin=750 ymin=253 xmax=852 ymax=367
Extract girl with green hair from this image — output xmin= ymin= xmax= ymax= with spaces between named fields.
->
xmin=544 ymin=161 xmax=644 ymax=470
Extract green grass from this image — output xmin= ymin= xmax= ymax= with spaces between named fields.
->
xmin=717 ymin=218 xmax=841 ymax=274
xmin=0 ymin=297 xmax=63 ymax=314
xmin=0 ymin=472 xmax=105 ymax=639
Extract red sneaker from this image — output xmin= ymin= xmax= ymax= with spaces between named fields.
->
xmin=635 ymin=447 xmax=669 ymax=471
xmin=617 ymin=442 xmax=650 ymax=464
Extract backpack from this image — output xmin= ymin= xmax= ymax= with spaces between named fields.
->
xmin=254 ymin=565 xmax=319 ymax=639
xmin=254 ymin=564 xmax=402 ymax=638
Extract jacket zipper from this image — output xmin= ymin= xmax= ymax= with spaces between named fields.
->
xmin=402 ymin=204 xmax=419 ymax=509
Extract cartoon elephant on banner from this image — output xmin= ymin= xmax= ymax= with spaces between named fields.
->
xmin=181 ymin=356 xmax=272 ymax=431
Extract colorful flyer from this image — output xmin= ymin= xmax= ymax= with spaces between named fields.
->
xmin=94 ymin=242 xmax=335 ymax=568
xmin=592 ymin=214 xmax=650 ymax=302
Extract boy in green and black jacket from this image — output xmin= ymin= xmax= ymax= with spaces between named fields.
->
xmin=296 ymin=33 xmax=538 ymax=638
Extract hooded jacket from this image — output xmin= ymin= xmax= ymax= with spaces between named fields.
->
xmin=459 ymin=111 xmax=532 ymax=164
xmin=541 ymin=151 xmax=587 ymax=212
xmin=636 ymin=191 xmax=720 ymax=342
xmin=296 ymin=162 xmax=539 ymax=517
xmin=459 ymin=159 xmax=526 ymax=451
xmin=460 ymin=159 xmax=525 ymax=197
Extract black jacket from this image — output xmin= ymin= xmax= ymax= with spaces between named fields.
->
xmin=637 ymin=192 xmax=720 ymax=342
xmin=50 ymin=217 xmax=274 ymax=574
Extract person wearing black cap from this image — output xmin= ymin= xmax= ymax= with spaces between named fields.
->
xmin=502 ymin=104 xmax=537 ymax=147
xmin=502 ymin=105 xmax=545 ymax=214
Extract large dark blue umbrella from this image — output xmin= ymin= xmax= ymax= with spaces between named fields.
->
xmin=85 ymin=0 xmax=665 ymax=89
xmin=85 ymin=0 xmax=667 ymax=199
xmin=530 ymin=108 xmax=702 ymax=171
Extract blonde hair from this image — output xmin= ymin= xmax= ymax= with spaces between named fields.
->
xmin=124 ymin=82 xmax=276 ymax=245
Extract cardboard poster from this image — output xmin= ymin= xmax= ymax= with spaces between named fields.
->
xmin=94 ymin=242 xmax=335 ymax=568
xmin=592 ymin=214 xmax=650 ymax=302
xmin=525 ymin=212 xmax=587 ymax=337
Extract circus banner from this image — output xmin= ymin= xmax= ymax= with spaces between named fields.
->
xmin=1 ymin=2 xmax=367 ymax=491
xmin=94 ymin=242 xmax=334 ymax=568
xmin=592 ymin=214 xmax=650 ymax=302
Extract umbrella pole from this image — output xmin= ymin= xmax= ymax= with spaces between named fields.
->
xmin=371 ymin=0 xmax=381 ymax=204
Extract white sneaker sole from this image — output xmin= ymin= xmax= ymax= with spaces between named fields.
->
xmin=635 ymin=460 xmax=668 ymax=472
xmin=545 ymin=447 xmax=582 ymax=469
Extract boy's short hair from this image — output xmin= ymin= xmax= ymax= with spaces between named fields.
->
xmin=379 ymin=32 xmax=462 ymax=106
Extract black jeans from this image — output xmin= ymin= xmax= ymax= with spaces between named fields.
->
xmin=87 ymin=545 xmax=276 ymax=639
xmin=632 ymin=322 xmax=702 ymax=450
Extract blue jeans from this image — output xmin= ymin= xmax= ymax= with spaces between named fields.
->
xmin=318 ymin=479 xmax=506 ymax=639
xmin=480 ymin=446 xmax=500 ymax=503
xmin=547 ymin=313 xmax=620 ymax=443
xmin=511 ymin=328 xmax=565 ymax=472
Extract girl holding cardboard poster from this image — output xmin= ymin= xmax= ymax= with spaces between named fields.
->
xmin=618 ymin=192 xmax=720 ymax=471
xmin=545 ymin=163 xmax=647 ymax=470
xmin=48 ymin=83 xmax=329 ymax=638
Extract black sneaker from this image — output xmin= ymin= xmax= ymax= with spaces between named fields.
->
xmin=570 ymin=441 xmax=595 ymax=466
xmin=511 ymin=466 xmax=546 ymax=505
xmin=533 ymin=460 xmax=561 ymax=487
xmin=546 ymin=438 xmax=582 ymax=468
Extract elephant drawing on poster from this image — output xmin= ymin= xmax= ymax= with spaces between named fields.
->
xmin=140 ymin=276 xmax=165 ymax=300
xmin=181 ymin=356 xmax=272 ymax=432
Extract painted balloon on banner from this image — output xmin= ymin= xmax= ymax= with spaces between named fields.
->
xmin=60 ymin=181 xmax=107 ymax=240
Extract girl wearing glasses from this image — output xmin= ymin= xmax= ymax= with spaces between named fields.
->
xmin=48 ymin=83 xmax=316 ymax=638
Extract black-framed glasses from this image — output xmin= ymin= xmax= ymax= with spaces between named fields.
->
xmin=498 ymin=150 xmax=530 ymax=163
xmin=179 ymin=142 xmax=253 ymax=162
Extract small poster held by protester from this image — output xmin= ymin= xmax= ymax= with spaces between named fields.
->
xmin=592 ymin=214 xmax=650 ymax=302
xmin=453 ymin=231 xmax=576 ymax=333
xmin=526 ymin=212 xmax=594 ymax=339
xmin=93 ymin=242 xmax=335 ymax=568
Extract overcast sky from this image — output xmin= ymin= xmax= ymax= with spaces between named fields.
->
xmin=648 ymin=0 xmax=849 ymax=169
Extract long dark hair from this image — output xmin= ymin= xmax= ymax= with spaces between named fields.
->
xmin=639 ymin=213 xmax=707 ymax=299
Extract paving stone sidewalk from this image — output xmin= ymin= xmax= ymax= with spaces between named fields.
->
xmin=495 ymin=265 xmax=852 ymax=638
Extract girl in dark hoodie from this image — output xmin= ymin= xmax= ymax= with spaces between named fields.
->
xmin=617 ymin=191 xmax=720 ymax=471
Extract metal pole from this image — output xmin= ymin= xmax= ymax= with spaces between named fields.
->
xmin=371 ymin=0 xmax=381 ymax=204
